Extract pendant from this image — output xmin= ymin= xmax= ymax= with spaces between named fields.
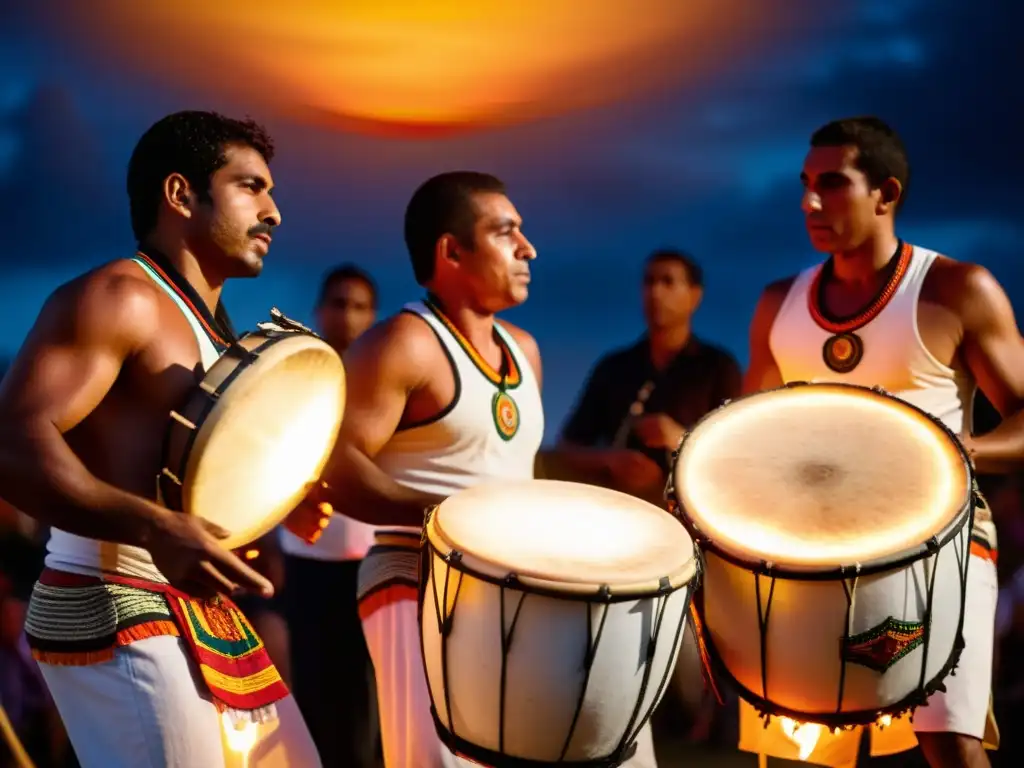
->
xmin=492 ymin=390 xmax=520 ymax=441
xmin=822 ymin=332 xmax=864 ymax=373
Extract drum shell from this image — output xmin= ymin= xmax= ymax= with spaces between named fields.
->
xmin=699 ymin=518 xmax=970 ymax=720
xmin=420 ymin=545 xmax=693 ymax=762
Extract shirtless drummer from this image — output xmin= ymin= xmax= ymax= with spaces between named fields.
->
xmin=744 ymin=116 xmax=1024 ymax=768
xmin=0 ymin=111 xmax=321 ymax=767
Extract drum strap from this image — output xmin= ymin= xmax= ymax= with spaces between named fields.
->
xmin=133 ymin=247 xmax=239 ymax=350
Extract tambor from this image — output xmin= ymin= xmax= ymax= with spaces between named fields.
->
xmin=668 ymin=382 xmax=973 ymax=728
xmin=160 ymin=309 xmax=346 ymax=549
xmin=420 ymin=479 xmax=697 ymax=766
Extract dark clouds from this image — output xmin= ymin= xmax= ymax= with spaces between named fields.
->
xmin=1 ymin=0 xmax=1020 ymax=438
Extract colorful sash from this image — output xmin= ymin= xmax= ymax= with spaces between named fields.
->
xmin=25 ymin=568 xmax=287 ymax=720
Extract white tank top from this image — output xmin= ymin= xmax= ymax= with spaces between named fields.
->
xmin=769 ymin=245 xmax=993 ymax=545
xmin=770 ymin=244 xmax=976 ymax=434
xmin=45 ymin=256 xmax=224 ymax=581
xmin=374 ymin=300 xmax=545 ymax=534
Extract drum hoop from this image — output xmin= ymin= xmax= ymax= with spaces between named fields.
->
xmin=424 ymin=505 xmax=699 ymax=602
xmin=692 ymin=582 xmax=968 ymax=728
xmin=159 ymin=328 xmax=331 ymax=513
xmin=667 ymin=381 xmax=975 ymax=580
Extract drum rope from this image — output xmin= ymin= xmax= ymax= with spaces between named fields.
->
xmin=754 ymin=570 xmax=778 ymax=702
xmin=837 ymin=570 xmax=860 ymax=713
xmin=433 ymin=550 xmax=465 ymax=753
xmin=916 ymin=543 xmax=941 ymax=692
xmin=613 ymin=579 xmax=677 ymax=762
xmin=557 ymin=595 xmax=612 ymax=761
xmin=621 ymin=583 xmax=691 ymax=753
xmin=498 ymin=578 xmax=528 ymax=756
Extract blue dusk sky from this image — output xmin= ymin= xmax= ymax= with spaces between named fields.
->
xmin=0 ymin=1 xmax=1019 ymax=443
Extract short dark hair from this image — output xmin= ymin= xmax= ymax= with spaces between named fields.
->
xmin=317 ymin=264 xmax=378 ymax=309
xmin=810 ymin=116 xmax=910 ymax=209
xmin=403 ymin=171 xmax=507 ymax=286
xmin=646 ymin=249 xmax=703 ymax=287
xmin=126 ymin=110 xmax=275 ymax=242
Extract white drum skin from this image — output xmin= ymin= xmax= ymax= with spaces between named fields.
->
xmin=420 ymin=480 xmax=697 ymax=763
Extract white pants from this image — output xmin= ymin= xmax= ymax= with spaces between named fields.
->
xmin=912 ymin=553 xmax=999 ymax=742
xmin=362 ymin=594 xmax=658 ymax=768
xmin=37 ymin=635 xmax=321 ymax=768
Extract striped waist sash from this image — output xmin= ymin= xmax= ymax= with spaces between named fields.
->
xmin=25 ymin=568 xmax=287 ymax=721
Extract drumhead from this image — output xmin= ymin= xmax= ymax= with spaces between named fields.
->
xmin=426 ymin=479 xmax=696 ymax=595
xmin=183 ymin=333 xmax=346 ymax=548
xmin=673 ymin=383 xmax=971 ymax=571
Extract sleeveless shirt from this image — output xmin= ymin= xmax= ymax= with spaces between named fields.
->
xmin=769 ymin=244 xmax=994 ymax=548
xmin=374 ymin=300 xmax=545 ymax=535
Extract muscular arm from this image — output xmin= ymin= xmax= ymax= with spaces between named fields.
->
xmin=956 ymin=266 xmax=1024 ymax=472
xmin=317 ymin=316 xmax=446 ymax=526
xmin=0 ymin=271 xmax=170 ymax=546
xmin=741 ymin=279 xmax=792 ymax=395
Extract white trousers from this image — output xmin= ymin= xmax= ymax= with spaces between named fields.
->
xmin=37 ymin=635 xmax=321 ymax=768
xmin=362 ymin=594 xmax=658 ymax=768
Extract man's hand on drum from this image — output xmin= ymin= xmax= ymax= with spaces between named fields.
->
xmin=282 ymin=481 xmax=334 ymax=545
xmin=632 ymin=413 xmax=685 ymax=450
xmin=148 ymin=513 xmax=274 ymax=599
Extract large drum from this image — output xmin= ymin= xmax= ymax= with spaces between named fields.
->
xmin=420 ymin=479 xmax=697 ymax=766
xmin=160 ymin=309 xmax=346 ymax=549
xmin=668 ymin=382 xmax=973 ymax=729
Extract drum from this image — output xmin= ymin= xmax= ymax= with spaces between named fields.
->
xmin=667 ymin=382 xmax=973 ymax=729
xmin=420 ymin=479 xmax=697 ymax=766
xmin=160 ymin=309 xmax=346 ymax=549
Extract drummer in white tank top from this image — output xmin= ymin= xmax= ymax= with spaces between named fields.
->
xmin=312 ymin=173 xmax=547 ymax=768
xmin=312 ymin=173 xmax=657 ymax=767
xmin=743 ymin=116 xmax=1024 ymax=768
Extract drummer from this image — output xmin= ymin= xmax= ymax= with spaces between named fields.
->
xmin=743 ymin=115 xmax=1024 ymax=768
xmin=311 ymin=171 xmax=550 ymax=767
xmin=0 ymin=111 xmax=322 ymax=766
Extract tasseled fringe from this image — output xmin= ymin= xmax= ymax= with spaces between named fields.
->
xmin=218 ymin=702 xmax=279 ymax=726
xmin=31 ymin=648 xmax=115 ymax=666
xmin=116 ymin=620 xmax=180 ymax=646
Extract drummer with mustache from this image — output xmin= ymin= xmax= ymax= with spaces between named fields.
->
xmin=311 ymin=171 xmax=551 ymax=768
xmin=744 ymin=116 xmax=1024 ymax=768
xmin=0 ymin=111 xmax=321 ymax=767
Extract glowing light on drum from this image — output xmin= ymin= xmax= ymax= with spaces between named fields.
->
xmin=677 ymin=388 xmax=968 ymax=568
xmin=673 ymin=384 xmax=974 ymax=741
xmin=431 ymin=480 xmax=692 ymax=586
xmin=421 ymin=480 xmax=697 ymax=763
xmin=779 ymin=717 xmax=822 ymax=761
xmin=221 ymin=712 xmax=258 ymax=768
xmin=164 ymin=318 xmax=347 ymax=550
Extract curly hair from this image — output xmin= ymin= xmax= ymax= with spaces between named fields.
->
xmin=126 ymin=110 xmax=275 ymax=242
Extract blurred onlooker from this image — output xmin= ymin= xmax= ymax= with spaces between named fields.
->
xmin=278 ymin=264 xmax=382 ymax=767
xmin=552 ymin=249 xmax=741 ymax=503
xmin=548 ymin=249 xmax=741 ymax=748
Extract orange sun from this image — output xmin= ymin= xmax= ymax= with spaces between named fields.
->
xmin=57 ymin=1 xmax=776 ymax=137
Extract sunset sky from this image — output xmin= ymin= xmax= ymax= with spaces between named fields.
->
xmin=1 ymin=0 xmax=1018 ymax=443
